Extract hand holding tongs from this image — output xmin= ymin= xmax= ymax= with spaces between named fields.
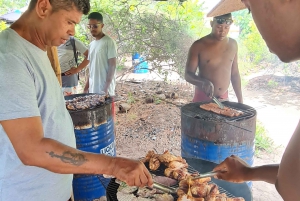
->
xmin=212 ymin=96 xmax=225 ymax=109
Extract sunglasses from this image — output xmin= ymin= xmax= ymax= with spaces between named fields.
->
xmin=215 ymin=18 xmax=233 ymax=25
xmin=87 ymin=23 xmax=102 ymax=29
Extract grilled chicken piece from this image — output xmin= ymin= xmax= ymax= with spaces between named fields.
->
xmin=158 ymin=150 xmax=185 ymax=164
xmin=165 ymin=167 xmax=190 ymax=180
xmin=168 ymin=160 xmax=188 ymax=169
xmin=199 ymin=104 xmax=212 ymax=111
xmin=234 ymin=111 xmax=244 ymax=116
xmin=172 ymin=168 xmax=190 ymax=180
xmin=177 ymin=188 xmax=188 ymax=197
xmin=149 ymin=156 xmax=161 ymax=171
xmin=209 ymin=184 xmax=219 ymax=195
xmin=179 ymin=177 xmax=211 ymax=189
xmin=141 ymin=150 xmax=156 ymax=163
xmin=164 ymin=168 xmax=173 ymax=178
xmin=190 ymin=183 xmax=211 ymax=197
xmin=200 ymin=103 xmax=243 ymax=117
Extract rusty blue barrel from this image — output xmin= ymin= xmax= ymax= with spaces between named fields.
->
xmin=181 ymin=102 xmax=256 ymax=188
xmin=66 ymin=94 xmax=116 ymax=201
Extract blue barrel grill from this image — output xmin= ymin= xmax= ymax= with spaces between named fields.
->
xmin=181 ymin=102 xmax=256 ymax=188
xmin=66 ymin=94 xmax=116 ymax=201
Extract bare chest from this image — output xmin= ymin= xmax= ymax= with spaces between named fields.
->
xmin=198 ymin=44 xmax=236 ymax=71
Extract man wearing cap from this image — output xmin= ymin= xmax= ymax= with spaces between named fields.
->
xmin=185 ymin=13 xmax=243 ymax=103
xmin=210 ymin=1 xmax=300 ymax=200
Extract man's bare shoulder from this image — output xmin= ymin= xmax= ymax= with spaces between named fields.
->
xmin=228 ymin=37 xmax=238 ymax=46
xmin=228 ymin=37 xmax=238 ymax=52
xmin=191 ymin=35 xmax=211 ymax=49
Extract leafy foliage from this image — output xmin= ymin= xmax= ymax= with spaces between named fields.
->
xmin=234 ymin=10 xmax=275 ymax=66
xmin=232 ymin=10 xmax=252 ymax=39
xmin=255 ymin=121 xmax=274 ymax=154
xmin=0 ymin=21 xmax=7 ymax=32
xmin=0 ymin=0 xmax=27 ymax=15
xmin=83 ymin=0 xmax=205 ymax=79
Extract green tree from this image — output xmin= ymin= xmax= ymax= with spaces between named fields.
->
xmin=0 ymin=21 xmax=6 ymax=31
xmin=232 ymin=10 xmax=252 ymax=39
xmin=242 ymin=21 xmax=269 ymax=63
xmin=233 ymin=10 xmax=275 ymax=65
xmin=85 ymin=0 xmax=205 ymax=79
xmin=0 ymin=0 xmax=27 ymax=15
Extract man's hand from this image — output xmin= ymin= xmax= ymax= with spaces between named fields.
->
xmin=213 ymin=155 xmax=251 ymax=183
xmin=83 ymin=79 xmax=89 ymax=94
xmin=201 ymin=80 xmax=214 ymax=98
xmin=83 ymin=87 xmax=89 ymax=94
xmin=64 ymin=67 xmax=78 ymax=76
xmin=110 ymin=157 xmax=153 ymax=187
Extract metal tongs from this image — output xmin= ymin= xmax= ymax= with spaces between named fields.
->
xmin=191 ymin=170 xmax=220 ymax=180
xmin=212 ymin=96 xmax=225 ymax=109
xmin=153 ymin=182 xmax=177 ymax=194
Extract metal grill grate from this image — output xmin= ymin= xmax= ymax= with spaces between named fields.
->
xmin=106 ymin=163 xmax=238 ymax=201
xmin=184 ymin=101 xmax=256 ymax=123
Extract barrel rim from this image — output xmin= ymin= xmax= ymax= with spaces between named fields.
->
xmin=64 ymin=93 xmax=116 ymax=113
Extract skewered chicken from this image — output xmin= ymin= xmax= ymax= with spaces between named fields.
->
xmin=140 ymin=150 xmax=246 ymax=201
xmin=200 ymin=103 xmax=243 ymax=117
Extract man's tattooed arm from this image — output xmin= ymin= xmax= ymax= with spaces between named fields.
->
xmin=47 ymin=151 xmax=88 ymax=166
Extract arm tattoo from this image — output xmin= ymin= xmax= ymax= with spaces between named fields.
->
xmin=47 ymin=151 xmax=88 ymax=166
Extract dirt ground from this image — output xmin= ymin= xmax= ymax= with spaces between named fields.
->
xmin=114 ymin=80 xmax=192 ymax=158
xmin=112 ymin=72 xmax=300 ymax=201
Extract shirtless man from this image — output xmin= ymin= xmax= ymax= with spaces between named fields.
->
xmin=211 ymin=0 xmax=300 ymax=200
xmin=185 ymin=13 xmax=243 ymax=103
